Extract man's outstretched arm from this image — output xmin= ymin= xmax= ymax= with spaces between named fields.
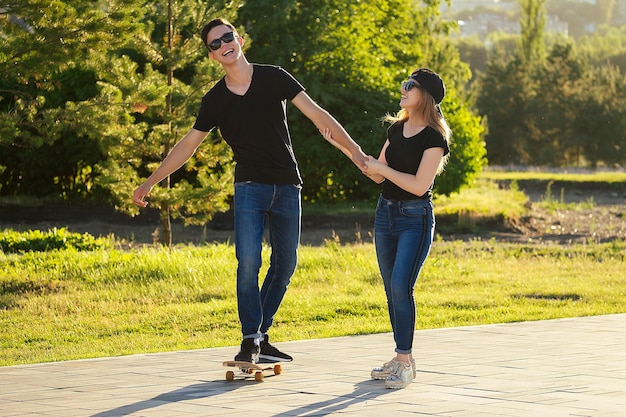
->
xmin=291 ymin=91 xmax=368 ymax=170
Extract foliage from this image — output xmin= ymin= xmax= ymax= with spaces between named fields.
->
xmin=0 ymin=1 xmax=142 ymax=198
xmin=519 ymin=0 xmax=546 ymax=64
xmin=237 ymin=0 xmax=485 ymax=201
xmin=480 ymin=169 xmax=626 ymax=184
xmin=435 ymin=91 xmax=487 ymax=195
xmin=1 ymin=1 xmax=485 ymax=241
xmin=477 ymin=2 xmax=626 ymax=170
xmin=93 ymin=0 xmax=241 ymax=245
xmin=453 ymin=36 xmax=489 ymax=78
xmin=577 ymin=26 xmax=626 ymax=74
xmin=0 ymin=228 xmax=112 ymax=253
xmin=0 ymin=1 xmax=245 ymax=245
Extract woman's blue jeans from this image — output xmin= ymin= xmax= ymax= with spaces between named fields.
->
xmin=374 ymin=195 xmax=435 ymax=354
xmin=233 ymin=182 xmax=301 ymax=339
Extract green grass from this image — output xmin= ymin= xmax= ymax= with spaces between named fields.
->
xmin=534 ymin=180 xmax=597 ymax=212
xmin=2 ymin=174 xmax=625 ymax=366
xmin=2 ymin=239 xmax=625 ymax=366
xmin=434 ymin=179 xmax=528 ymax=219
xmin=430 ymin=179 xmax=529 ymax=234
xmin=480 ymin=169 xmax=626 ymax=184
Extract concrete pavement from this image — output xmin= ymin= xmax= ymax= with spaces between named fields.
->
xmin=1 ymin=314 xmax=625 ymax=416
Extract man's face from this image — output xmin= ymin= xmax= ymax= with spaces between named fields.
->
xmin=207 ymin=25 xmax=241 ymax=62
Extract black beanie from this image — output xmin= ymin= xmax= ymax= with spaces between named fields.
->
xmin=410 ymin=68 xmax=445 ymax=104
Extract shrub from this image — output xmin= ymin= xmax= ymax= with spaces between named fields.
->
xmin=0 ymin=228 xmax=112 ymax=253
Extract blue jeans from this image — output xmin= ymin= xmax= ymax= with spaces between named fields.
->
xmin=374 ymin=195 xmax=435 ymax=354
xmin=233 ymin=182 xmax=301 ymax=339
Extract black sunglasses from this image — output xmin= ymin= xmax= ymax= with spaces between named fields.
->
xmin=208 ymin=31 xmax=236 ymax=51
xmin=401 ymin=80 xmax=421 ymax=91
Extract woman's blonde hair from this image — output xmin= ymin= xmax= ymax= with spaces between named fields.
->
xmin=383 ymin=87 xmax=451 ymax=174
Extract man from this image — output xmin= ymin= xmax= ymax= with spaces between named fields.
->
xmin=133 ymin=18 xmax=367 ymax=363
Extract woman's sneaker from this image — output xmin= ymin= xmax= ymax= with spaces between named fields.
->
xmin=384 ymin=360 xmax=413 ymax=389
xmin=371 ymin=358 xmax=399 ymax=380
xmin=371 ymin=358 xmax=416 ymax=380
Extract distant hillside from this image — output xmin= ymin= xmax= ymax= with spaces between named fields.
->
xmin=441 ymin=0 xmax=624 ymax=39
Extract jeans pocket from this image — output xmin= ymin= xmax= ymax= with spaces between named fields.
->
xmin=399 ymin=205 xmax=427 ymax=217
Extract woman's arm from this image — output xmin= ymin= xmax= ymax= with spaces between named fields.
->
xmin=364 ymin=147 xmax=444 ymax=196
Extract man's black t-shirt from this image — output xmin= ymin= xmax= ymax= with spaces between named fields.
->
xmin=381 ymin=123 xmax=450 ymax=201
xmin=193 ymin=64 xmax=305 ymax=185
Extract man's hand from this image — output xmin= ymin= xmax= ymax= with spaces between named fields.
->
xmin=133 ymin=183 xmax=153 ymax=208
xmin=350 ymin=148 xmax=369 ymax=171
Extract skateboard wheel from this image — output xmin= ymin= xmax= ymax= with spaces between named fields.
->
xmin=226 ymin=370 xmax=234 ymax=381
xmin=254 ymin=371 xmax=263 ymax=382
xmin=273 ymin=364 xmax=282 ymax=375
xmin=246 ymin=368 xmax=254 ymax=374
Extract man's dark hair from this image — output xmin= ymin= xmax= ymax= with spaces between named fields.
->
xmin=200 ymin=18 xmax=236 ymax=50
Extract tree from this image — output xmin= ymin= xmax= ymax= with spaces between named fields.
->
xmin=477 ymin=29 xmax=626 ymax=168
xmin=577 ymin=64 xmax=626 ymax=167
xmin=95 ymin=0 xmax=241 ymax=246
xmin=1 ymin=1 xmax=242 ymax=245
xmin=238 ymin=0 xmax=485 ymax=201
xmin=528 ymin=39 xmax=587 ymax=166
xmin=454 ymin=36 xmax=489 ymax=79
xmin=595 ymin=0 xmax=617 ymax=26
xmin=577 ymin=26 xmax=626 ymax=74
xmin=519 ymin=0 xmax=546 ymax=64
xmin=2 ymin=0 xmax=488 ymax=231
xmin=476 ymin=50 xmax=533 ymax=165
xmin=0 ymin=1 xmax=141 ymax=197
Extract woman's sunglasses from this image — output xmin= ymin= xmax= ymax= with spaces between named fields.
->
xmin=401 ymin=80 xmax=421 ymax=91
xmin=208 ymin=31 xmax=236 ymax=51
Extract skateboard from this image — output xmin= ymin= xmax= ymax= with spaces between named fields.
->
xmin=222 ymin=360 xmax=282 ymax=382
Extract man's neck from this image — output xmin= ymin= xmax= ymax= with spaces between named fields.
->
xmin=223 ymin=58 xmax=253 ymax=85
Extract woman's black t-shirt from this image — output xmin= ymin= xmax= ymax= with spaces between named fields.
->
xmin=193 ymin=64 xmax=305 ymax=185
xmin=381 ymin=122 xmax=450 ymax=201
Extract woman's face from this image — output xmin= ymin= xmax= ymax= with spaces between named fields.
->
xmin=399 ymin=78 xmax=424 ymax=109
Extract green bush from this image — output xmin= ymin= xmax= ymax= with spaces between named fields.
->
xmin=0 ymin=228 xmax=112 ymax=253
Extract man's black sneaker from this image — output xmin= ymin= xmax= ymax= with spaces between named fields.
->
xmin=234 ymin=338 xmax=260 ymax=363
xmin=259 ymin=334 xmax=293 ymax=362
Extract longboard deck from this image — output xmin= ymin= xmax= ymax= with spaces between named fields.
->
xmin=222 ymin=361 xmax=282 ymax=382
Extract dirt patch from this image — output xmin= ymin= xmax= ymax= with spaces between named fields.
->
xmin=1 ymin=183 xmax=625 ymax=246
xmin=485 ymin=180 xmax=626 ymax=244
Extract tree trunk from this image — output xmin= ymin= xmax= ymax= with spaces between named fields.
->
xmin=159 ymin=202 xmax=172 ymax=247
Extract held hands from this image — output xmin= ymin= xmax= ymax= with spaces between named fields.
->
xmin=361 ymin=156 xmax=386 ymax=176
xmin=348 ymin=144 xmax=369 ymax=172
xmin=320 ymin=128 xmax=368 ymax=171
xmin=360 ymin=155 xmax=387 ymax=184
xmin=320 ymin=128 xmax=386 ymax=182
xmin=352 ymin=149 xmax=369 ymax=172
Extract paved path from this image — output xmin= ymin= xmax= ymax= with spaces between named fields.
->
xmin=1 ymin=314 xmax=625 ymax=417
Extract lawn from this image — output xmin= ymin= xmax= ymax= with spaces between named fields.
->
xmin=2 ymin=172 xmax=625 ymax=366
xmin=1 ymin=239 xmax=624 ymax=366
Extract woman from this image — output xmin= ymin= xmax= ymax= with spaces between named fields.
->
xmin=322 ymin=68 xmax=450 ymax=389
